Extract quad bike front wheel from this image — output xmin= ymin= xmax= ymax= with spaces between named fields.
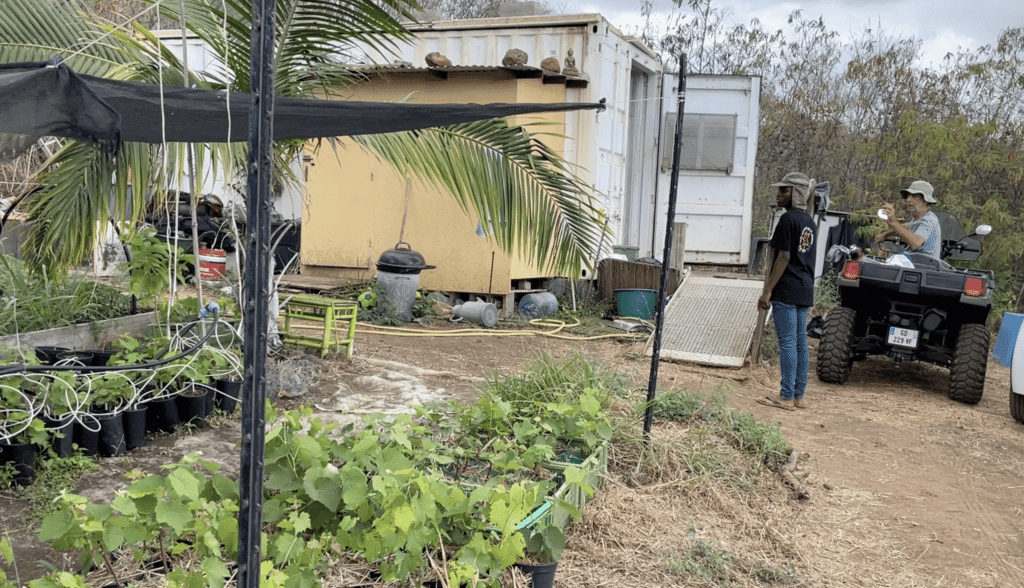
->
xmin=948 ymin=323 xmax=989 ymax=404
xmin=1011 ymin=393 xmax=1024 ymax=424
xmin=817 ymin=306 xmax=856 ymax=384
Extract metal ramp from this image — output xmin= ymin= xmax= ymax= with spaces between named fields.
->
xmin=645 ymin=272 xmax=764 ymax=367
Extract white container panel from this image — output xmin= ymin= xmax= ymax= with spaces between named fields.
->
xmin=677 ymin=214 xmax=745 ymax=260
xmin=655 ymin=74 xmax=760 ymax=266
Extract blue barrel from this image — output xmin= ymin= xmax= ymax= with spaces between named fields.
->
xmin=518 ymin=292 xmax=558 ymax=319
xmin=615 ymin=288 xmax=658 ymax=320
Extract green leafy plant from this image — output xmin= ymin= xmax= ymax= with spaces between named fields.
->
xmin=517 ymin=468 xmax=591 ymax=564
xmin=194 ymin=347 xmax=234 ymax=383
xmin=121 ymin=228 xmax=193 ymax=308
xmin=0 ymin=535 xmax=19 ymax=588
xmin=0 ymin=381 xmax=42 ymax=445
xmin=86 ymin=372 xmax=137 ymax=412
xmin=32 ymin=378 xmax=606 ymax=588
xmin=39 ymin=371 xmax=84 ymax=420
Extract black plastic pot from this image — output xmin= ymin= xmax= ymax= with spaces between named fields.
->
xmin=0 ymin=442 xmax=37 ymax=487
xmin=86 ymin=349 xmax=117 ymax=367
xmin=73 ymin=415 xmax=101 ymax=457
xmin=97 ymin=413 xmax=126 ymax=457
xmin=34 ymin=345 xmax=68 ymax=365
xmin=146 ymin=397 xmax=181 ymax=434
xmin=203 ymin=385 xmax=215 ymax=417
xmin=42 ymin=414 xmax=75 ymax=458
xmin=215 ymin=378 xmax=242 ymax=414
xmin=123 ymin=406 xmax=148 ymax=451
xmin=56 ymin=350 xmax=95 ymax=366
xmin=514 ymin=561 xmax=558 ymax=588
xmin=176 ymin=386 xmax=210 ymax=429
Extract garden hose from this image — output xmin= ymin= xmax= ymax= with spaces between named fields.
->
xmin=354 ymin=317 xmax=648 ymax=342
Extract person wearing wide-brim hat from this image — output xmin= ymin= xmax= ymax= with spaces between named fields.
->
xmin=758 ymin=172 xmax=817 ymax=411
xmin=874 ymin=180 xmax=942 ymax=258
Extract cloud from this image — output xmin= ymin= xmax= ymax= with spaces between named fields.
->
xmin=562 ymin=0 xmax=1018 ymax=70
xmin=917 ymin=28 xmax=977 ymax=68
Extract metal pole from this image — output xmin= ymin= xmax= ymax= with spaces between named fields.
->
xmin=643 ymin=53 xmax=687 ymax=440
xmin=238 ymin=0 xmax=275 ymax=585
xmin=179 ymin=0 xmax=205 ymax=318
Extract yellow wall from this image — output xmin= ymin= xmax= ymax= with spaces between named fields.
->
xmin=302 ymin=71 xmax=569 ymax=295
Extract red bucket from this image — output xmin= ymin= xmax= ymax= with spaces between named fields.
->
xmin=197 ymin=248 xmax=227 ymax=278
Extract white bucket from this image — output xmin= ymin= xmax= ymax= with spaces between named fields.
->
xmin=452 ymin=301 xmax=498 ymax=327
xmin=376 ymin=270 xmax=420 ymax=321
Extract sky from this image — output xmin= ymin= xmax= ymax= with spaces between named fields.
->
xmin=557 ymin=0 xmax=1024 ymax=69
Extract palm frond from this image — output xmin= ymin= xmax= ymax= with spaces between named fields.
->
xmin=23 ymin=142 xmax=122 ymax=272
xmin=0 ymin=0 xmax=130 ymax=75
xmin=353 ymin=120 xmax=609 ymax=276
xmin=152 ymin=0 xmax=416 ymax=95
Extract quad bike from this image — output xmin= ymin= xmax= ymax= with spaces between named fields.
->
xmin=816 ymin=210 xmax=994 ymax=404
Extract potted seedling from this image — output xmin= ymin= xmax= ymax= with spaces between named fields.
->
xmin=0 ymin=380 xmax=47 ymax=486
xmin=103 ymin=337 xmax=155 ymax=451
xmin=107 ymin=334 xmax=182 ymax=436
xmin=40 ymin=370 xmax=83 ymax=457
xmin=159 ymin=354 xmax=211 ymax=429
xmin=195 ymin=346 xmax=240 ymax=414
xmin=83 ymin=371 xmax=138 ymax=457
xmin=512 ymin=466 xmax=592 ymax=588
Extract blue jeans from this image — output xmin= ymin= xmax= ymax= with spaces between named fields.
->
xmin=772 ymin=301 xmax=810 ymax=400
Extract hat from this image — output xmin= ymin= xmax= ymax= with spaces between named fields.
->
xmin=900 ymin=180 xmax=936 ymax=204
xmin=771 ymin=172 xmax=811 ymax=209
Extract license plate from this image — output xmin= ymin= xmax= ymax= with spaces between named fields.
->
xmin=888 ymin=327 xmax=919 ymax=348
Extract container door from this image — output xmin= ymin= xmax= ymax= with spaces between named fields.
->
xmin=623 ymin=67 xmax=660 ymax=258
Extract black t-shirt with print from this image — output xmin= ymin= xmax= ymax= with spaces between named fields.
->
xmin=768 ymin=209 xmax=817 ymax=307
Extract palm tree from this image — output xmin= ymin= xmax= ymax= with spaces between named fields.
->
xmin=0 ymin=0 xmax=608 ymax=277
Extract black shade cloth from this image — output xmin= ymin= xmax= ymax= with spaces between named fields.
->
xmin=0 ymin=63 xmax=122 ymax=159
xmin=0 ymin=62 xmax=604 ymax=146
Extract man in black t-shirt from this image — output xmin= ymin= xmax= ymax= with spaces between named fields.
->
xmin=758 ymin=172 xmax=818 ymax=410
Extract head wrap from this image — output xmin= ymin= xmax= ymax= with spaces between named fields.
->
xmin=771 ymin=172 xmax=811 ymax=210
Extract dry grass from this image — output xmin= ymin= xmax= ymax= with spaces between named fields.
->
xmin=553 ymin=407 xmax=937 ymax=588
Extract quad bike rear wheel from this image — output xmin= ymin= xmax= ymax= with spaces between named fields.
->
xmin=948 ymin=323 xmax=989 ymax=404
xmin=817 ymin=306 xmax=856 ymax=384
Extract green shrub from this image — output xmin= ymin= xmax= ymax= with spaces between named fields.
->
xmin=0 ymin=254 xmax=132 ymax=336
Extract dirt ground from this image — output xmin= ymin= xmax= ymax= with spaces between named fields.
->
xmin=2 ymin=323 xmax=1023 ymax=587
